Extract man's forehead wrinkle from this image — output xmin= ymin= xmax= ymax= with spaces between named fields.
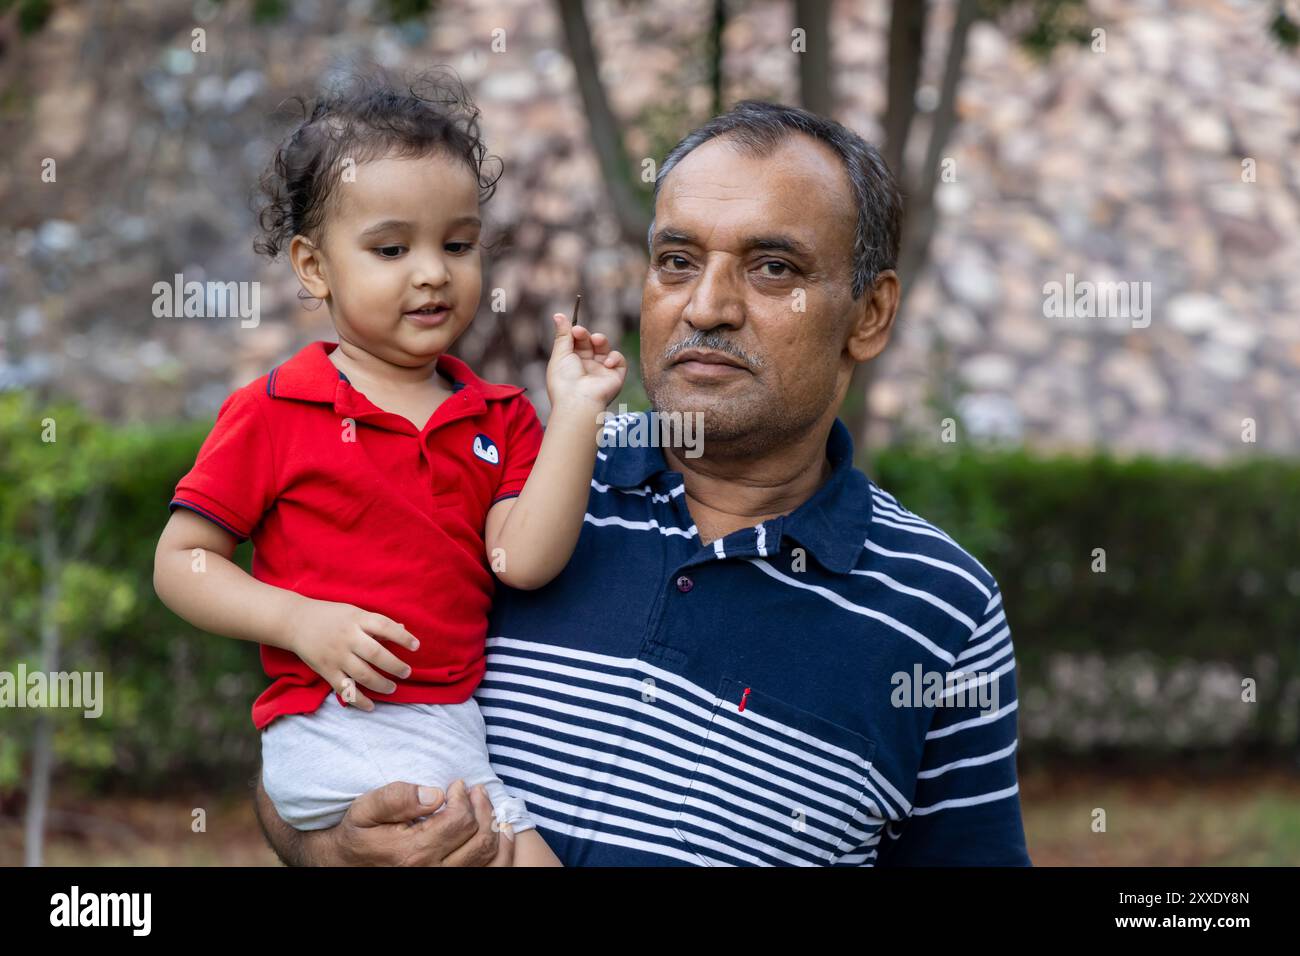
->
xmin=668 ymin=188 xmax=758 ymax=203
xmin=662 ymin=187 xmax=806 ymax=229
xmin=665 ymin=160 xmax=846 ymax=221
xmin=658 ymin=202 xmax=822 ymax=252
xmin=656 ymin=217 xmax=740 ymax=252
xmin=660 ymin=145 xmax=768 ymax=204
xmin=662 ymin=166 xmax=764 ymax=209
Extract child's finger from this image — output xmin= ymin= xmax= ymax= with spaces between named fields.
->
xmin=549 ymin=312 xmax=574 ymax=360
xmin=604 ymin=349 xmax=627 ymax=370
xmin=356 ymin=635 xmax=413 ymax=680
xmin=337 ymin=677 xmax=374 ymax=711
xmin=363 ymin=613 xmax=419 ymax=652
xmin=340 ymin=658 xmax=395 ymax=697
xmin=571 ymin=324 xmax=595 ymax=360
xmin=346 ymin=655 xmax=398 ymax=695
xmin=589 ymin=332 xmax=609 ymax=352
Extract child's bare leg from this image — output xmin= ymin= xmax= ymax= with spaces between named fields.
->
xmin=510 ymin=826 xmax=563 ymax=866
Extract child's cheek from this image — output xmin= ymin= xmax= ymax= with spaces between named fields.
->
xmin=456 ymin=260 xmax=483 ymax=314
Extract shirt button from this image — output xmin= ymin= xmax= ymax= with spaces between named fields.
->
xmin=676 ymin=575 xmax=694 ymax=593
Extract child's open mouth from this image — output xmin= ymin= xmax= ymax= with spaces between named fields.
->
xmin=403 ymin=304 xmax=452 ymax=327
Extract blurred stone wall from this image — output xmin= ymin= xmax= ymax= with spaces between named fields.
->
xmin=872 ymin=0 xmax=1300 ymax=460
xmin=0 ymin=0 xmax=1296 ymax=459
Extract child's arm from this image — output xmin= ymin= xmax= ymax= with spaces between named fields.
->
xmin=153 ymin=509 xmax=419 ymax=710
xmin=512 ymin=827 xmax=563 ymax=866
xmin=484 ymin=310 xmax=627 ymax=591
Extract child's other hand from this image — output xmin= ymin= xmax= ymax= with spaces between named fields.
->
xmin=284 ymin=598 xmax=420 ymax=711
xmin=545 ymin=310 xmax=628 ymax=417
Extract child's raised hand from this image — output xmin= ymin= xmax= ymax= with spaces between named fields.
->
xmin=545 ymin=310 xmax=628 ymax=417
xmin=284 ymin=597 xmax=420 ymax=711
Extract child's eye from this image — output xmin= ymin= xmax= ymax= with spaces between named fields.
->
xmin=445 ymin=242 xmax=476 ymax=254
xmin=374 ymin=245 xmax=406 ymax=259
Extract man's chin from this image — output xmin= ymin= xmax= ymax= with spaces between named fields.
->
xmin=649 ymin=394 xmax=757 ymax=445
xmin=653 ymin=366 xmax=748 ymax=399
xmin=649 ymin=384 xmax=724 ymax=417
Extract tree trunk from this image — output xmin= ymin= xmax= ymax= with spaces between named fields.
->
xmin=853 ymin=0 xmax=977 ymax=470
xmin=794 ymin=0 xmax=833 ymax=117
xmin=846 ymin=0 xmax=928 ymax=468
xmin=24 ymin=500 xmax=61 ymax=867
xmin=554 ymin=0 xmax=652 ymax=249
xmin=882 ymin=0 xmax=926 ymax=179
xmin=897 ymin=0 xmax=978 ymax=295
xmin=708 ymin=0 xmax=728 ymax=116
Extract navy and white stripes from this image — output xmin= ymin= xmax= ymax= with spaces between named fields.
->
xmin=478 ymin=413 xmax=1030 ymax=866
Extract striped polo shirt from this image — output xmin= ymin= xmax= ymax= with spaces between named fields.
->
xmin=475 ymin=411 xmax=1031 ymax=866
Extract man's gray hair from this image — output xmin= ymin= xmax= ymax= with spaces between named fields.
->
xmin=648 ymin=100 xmax=902 ymax=300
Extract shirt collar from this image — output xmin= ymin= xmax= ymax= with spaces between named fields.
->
xmin=778 ymin=416 xmax=874 ymax=574
xmin=596 ymin=412 xmax=873 ymax=574
xmin=597 ymin=412 xmax=670 ymax=487
xmin=266 ymin=341 xmax=526 ymax=405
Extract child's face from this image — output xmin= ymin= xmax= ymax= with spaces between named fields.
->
xmin=292 ymin=150 xmax=483 ymax=367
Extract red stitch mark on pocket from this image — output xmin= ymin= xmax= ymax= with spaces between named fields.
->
xmin=738 ymin=687 xmax=751 ymax=712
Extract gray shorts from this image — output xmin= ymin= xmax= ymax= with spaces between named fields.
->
xmin=261 ymin=693 xmax=536 ymax=833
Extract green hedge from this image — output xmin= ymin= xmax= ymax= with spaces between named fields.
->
xmin=1 ymin=391 xmax=1296 ymax=796
xmin=873 ymin=446 xmax=1300 ymax=757
xmin=0 ymin=393 xmax=262 ymax=793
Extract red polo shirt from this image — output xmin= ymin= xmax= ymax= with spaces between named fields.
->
xmin=169 ymin=340 xmax=544 ymax=730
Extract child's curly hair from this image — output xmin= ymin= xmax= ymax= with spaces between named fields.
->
xmin=252 ymin=65 xmax=502 ymax=260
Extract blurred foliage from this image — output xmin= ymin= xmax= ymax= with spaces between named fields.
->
xmin=980 ymin=0 xmax=1095 ymax=61
xmin=249 ymin=0 xmax=290 ymax=24
xmin=873 ymin=441 xmax=1300 ymax=756
xmin=0 ymin=392 xmax=262 ymax=795
xmin=242 ymin=0 xmax=441 ymax=24
xmin=0 ymin=0 xmax=52 ymax=35
xmin=614 ymin=328 xmax=649 ymax=411
xmin=982 ymin=0 xmax=1296 ymax=59
xmin=1 ymin=388 xmax=1297 ymax=798
xmin=1272 ymin=4 xmax=1300 ymax=48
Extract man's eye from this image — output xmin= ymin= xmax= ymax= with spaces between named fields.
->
xmin=374 ymin=245 xmax=406 ymax=258
xmin=660 ymin=254 xmax=691 ymax=270
xmin=760 ymin=260 xmax=792 ymax=277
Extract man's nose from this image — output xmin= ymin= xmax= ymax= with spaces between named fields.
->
xmin=681 ymin=258 xmax=745 ymax=332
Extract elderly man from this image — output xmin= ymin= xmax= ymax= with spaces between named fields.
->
xmin=254 ymin=100 xmax=1031 ymax=867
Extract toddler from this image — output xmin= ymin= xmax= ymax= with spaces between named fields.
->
xmin=153 ymin=68 xmax=626 ymax=866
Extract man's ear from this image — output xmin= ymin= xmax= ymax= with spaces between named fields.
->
xmin=845 ymin=270 xmax=900 ymax=363
xmin=289 ymin=234 xmax=331 ymax=302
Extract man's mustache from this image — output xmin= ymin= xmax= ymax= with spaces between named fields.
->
xmin=663 ymin=330 xmax=764 ymax=370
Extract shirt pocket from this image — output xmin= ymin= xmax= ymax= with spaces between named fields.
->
xmin=673 ymin=676 xmax=877 ymax=866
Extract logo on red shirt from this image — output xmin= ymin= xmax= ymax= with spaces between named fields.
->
xmin=472 ymin=434 xmax=500 ymax=465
